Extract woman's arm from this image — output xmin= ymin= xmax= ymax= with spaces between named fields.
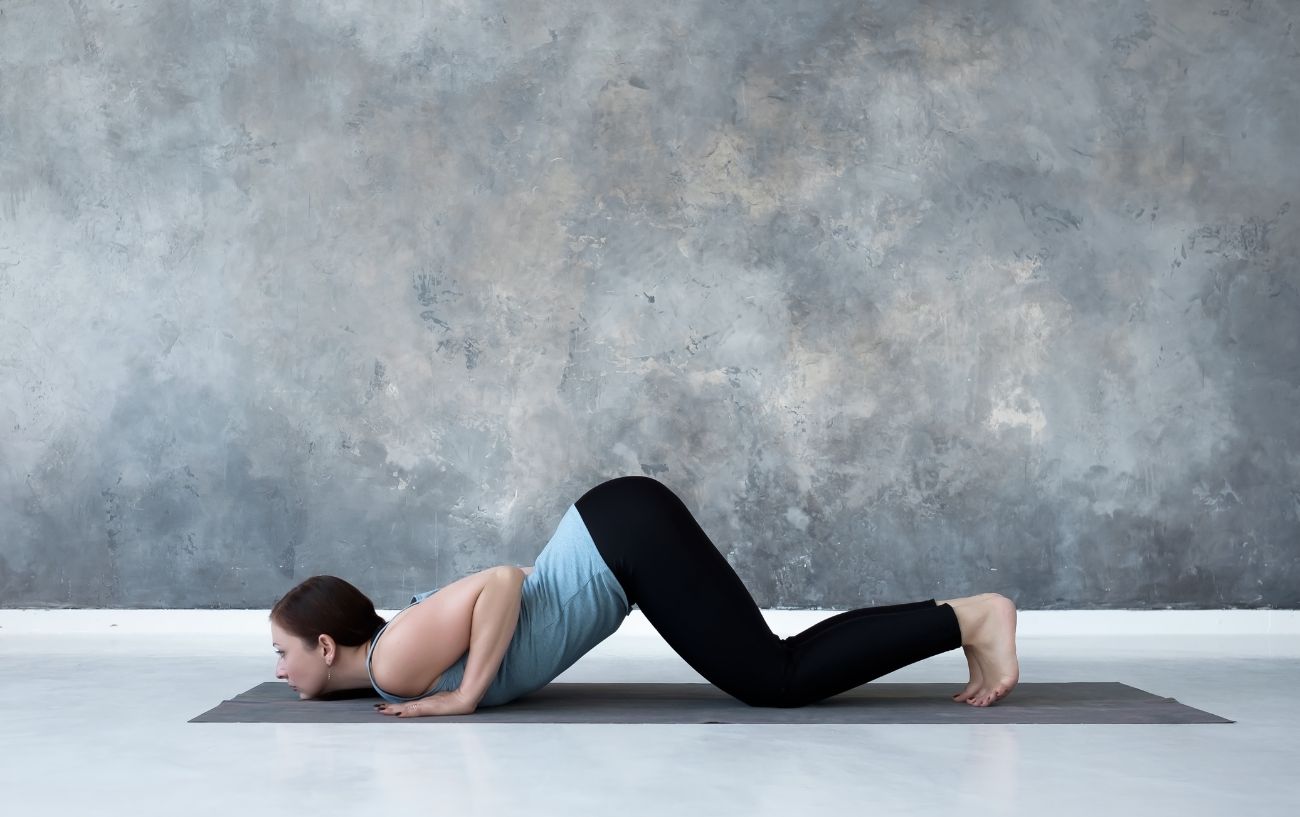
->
xmin=376 ymin=565 xmax=527 ymax=718
xmin=372 ymin=565 xmax=523 ymax=700
xmin=456 ymin=566 xmax=526 ymax=707
xmin=520 ymin=565 xmax=535 ymax=576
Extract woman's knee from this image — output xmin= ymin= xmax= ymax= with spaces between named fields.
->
xmin=720 ymin=653 xmax=800 ymax=708
xmin=733 ymin=684 xmax=803 ymax=709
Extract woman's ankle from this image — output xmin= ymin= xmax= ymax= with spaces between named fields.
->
xmin=940 ymin=595 xmax=995 ymax=645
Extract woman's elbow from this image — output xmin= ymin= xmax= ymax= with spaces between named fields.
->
xmin=495 ymin=565 xmax=527 ymax=582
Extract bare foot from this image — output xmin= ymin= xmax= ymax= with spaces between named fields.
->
xmin=939 ymin=594 xmax=993 ymax=703
xmin=946 ymin=594 xmax=1019 ymax=706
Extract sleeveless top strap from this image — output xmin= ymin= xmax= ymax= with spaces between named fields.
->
xmin=365 ymin=620 xmax=394 ymax=695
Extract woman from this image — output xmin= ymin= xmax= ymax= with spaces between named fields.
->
xmin=270 ymin=475 xmax=1019 ymax=717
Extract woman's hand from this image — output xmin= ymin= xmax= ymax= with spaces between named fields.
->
xmin=374 ymin=689 xmax=477 ymax=718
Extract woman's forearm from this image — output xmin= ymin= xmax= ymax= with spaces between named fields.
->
xmin=456 ymin=567 xmax=526 ymax=707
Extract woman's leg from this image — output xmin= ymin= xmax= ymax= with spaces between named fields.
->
xmin=574 ymin=475 xmax=963 ymax=708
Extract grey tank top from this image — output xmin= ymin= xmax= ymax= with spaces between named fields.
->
xmin=365 ymin=503 xmax=630 ymax=707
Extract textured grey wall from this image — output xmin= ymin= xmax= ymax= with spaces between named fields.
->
xmin=1 ymin=0 xmax=1296 ymax=610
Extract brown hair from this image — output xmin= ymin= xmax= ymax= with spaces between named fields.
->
xmin=269 ymin=575 xmax=387 ymax=648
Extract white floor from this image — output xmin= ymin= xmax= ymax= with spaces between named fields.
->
xmin=1 ymin=611 xmax=1297 ymax=817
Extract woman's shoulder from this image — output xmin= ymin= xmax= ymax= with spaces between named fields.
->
xmin=371 ymin=567 xmax=514 ymax=697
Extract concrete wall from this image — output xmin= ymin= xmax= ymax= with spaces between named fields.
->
xmin=1 ymin=0 xmax=1296 ymax=609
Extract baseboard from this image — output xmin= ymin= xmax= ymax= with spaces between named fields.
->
xmin=1 ymin=608 xmax=1297 ymax=636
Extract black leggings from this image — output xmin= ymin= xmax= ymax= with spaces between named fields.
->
xmin=574 ymin=475 xmax=963 ymax=708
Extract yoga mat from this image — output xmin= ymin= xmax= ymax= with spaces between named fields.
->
xmin=190 ymin=682 xmax=1233 ymax=724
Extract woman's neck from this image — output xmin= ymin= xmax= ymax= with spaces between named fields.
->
xmin=321 ymin=638 xmax=376 ymax=695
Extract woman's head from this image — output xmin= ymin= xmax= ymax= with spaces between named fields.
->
xmin=269 ymin=575 xmax=386 ymax=698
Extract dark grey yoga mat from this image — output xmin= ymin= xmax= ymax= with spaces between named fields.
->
xmin=190 ymin=681 xmax=1233 ymax=724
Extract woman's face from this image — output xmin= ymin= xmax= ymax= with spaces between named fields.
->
xmin=270 ymin=619 xmax=324 ymax=699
